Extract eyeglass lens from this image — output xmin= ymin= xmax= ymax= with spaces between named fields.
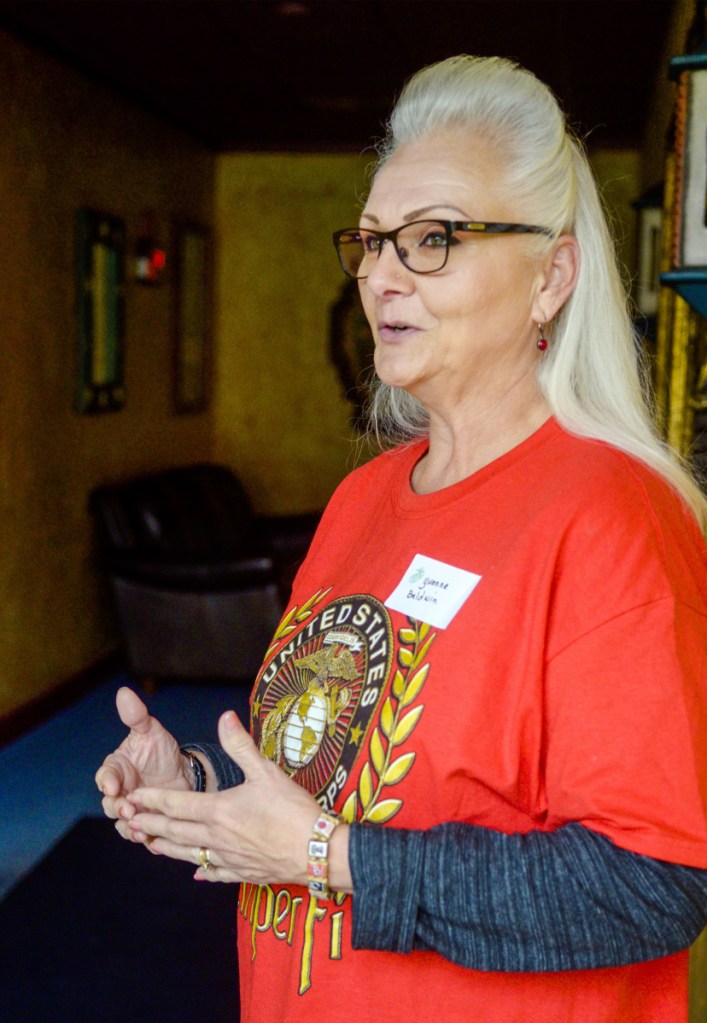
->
xmin=338 ymin=221 xmax=450 ymax=278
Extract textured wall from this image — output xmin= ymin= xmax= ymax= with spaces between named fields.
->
xmin=588 ymin=148 xmax=641 ymax=291
xmin=214 ymin=152 xmax=370 ymax=515
xmin=0 ymin=31 xmax=215 ymax=716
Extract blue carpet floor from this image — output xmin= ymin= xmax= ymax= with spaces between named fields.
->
xmin=1 ymin=673 xmax=252 ymax=900
xmin=0 ymin=816 xmax=241 ymax=1023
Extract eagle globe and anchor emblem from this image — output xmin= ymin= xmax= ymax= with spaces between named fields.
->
xmin=255 ymin=596 xmax=393 ymax=802
xmin=261 ymin=644 xmax=357 ymax=770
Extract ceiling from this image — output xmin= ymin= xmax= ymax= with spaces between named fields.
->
xmin=0 ymin=0 xmax=678 ymax=152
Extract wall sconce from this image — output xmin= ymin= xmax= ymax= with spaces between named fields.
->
xmin=134 ymin=212 xmax=166 ymax=285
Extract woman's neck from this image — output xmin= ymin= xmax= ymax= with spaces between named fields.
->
xmin=410 ymin=395 xmax=551 ymax=495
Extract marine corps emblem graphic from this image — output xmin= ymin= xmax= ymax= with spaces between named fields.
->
xmin=252 ymin=595 xmax=393 ymax=810
xmin=240 ymin=593 xmax=437 ymax=996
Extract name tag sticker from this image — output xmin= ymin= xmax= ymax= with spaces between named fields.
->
xmin=385 ymin=554 xmax=482 ymax=629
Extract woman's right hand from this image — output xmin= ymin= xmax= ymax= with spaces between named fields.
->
xmin=95 ymin=686 xmax=191 ymax=837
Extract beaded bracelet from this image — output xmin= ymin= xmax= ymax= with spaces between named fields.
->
xmin=180 ymin=748 xmax=206 ymax=793
xmin=307 ymin=810 xmax=341 ymax=900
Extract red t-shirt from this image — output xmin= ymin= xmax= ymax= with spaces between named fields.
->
xmin=237 ymin=419 xmax=706 ymax=1022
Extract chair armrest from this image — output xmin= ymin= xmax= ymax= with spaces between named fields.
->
xmin=259 ymin=512 xmax=320 ymax=560
xmin=103 ymin=554 xmax=276 ymax=592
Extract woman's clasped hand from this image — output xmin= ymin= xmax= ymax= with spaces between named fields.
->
xmin=122 ymin=700 xmax=351 ymax=890
xmin=96 ymin=686 xmax=352 ymax=890
xmin=96 ymin=686 xmax=193 ymax=831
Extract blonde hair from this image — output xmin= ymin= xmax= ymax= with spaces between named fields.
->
xmin=365 ymin=55 xmax=706 ymax=532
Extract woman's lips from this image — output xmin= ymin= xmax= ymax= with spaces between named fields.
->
xmin=378 ymin=322 xmax=419 ymax=342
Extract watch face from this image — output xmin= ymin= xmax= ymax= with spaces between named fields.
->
xmin=329 ymin=278 xmax=375 ymax=430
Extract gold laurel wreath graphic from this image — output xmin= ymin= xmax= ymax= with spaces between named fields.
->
xmin=259 ymin=587 xmax=333 ymax=667
xmin=341 ymin=618 xmax=435 ymax=825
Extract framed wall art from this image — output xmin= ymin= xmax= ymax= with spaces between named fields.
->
xmin=633 ymin=183 xmax=663 ymax=320
xmin=661 ymin=52 xmax=707 ymax=318
xmin=174 ymin=223 xmax=210 ymax=414
xmin=75 ymin=209 xmax=126 ymax=414
xmin=672 ymin=56 xmax=707 ymax=270
xmin=656 ymin=49 xmax=707 ymax=468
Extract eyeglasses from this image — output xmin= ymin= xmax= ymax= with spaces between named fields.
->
xmin=332 ymin=219 xmax=552 ymax=279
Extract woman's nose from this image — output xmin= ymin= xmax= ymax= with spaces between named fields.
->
xmin=364 ymin=240 xmax=413 ymax=295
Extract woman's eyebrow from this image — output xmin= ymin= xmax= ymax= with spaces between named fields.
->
xmin=404 ymin=205 xmax=469 ymax=221
xmin=359 ymin=204 xmax=470 ymax=226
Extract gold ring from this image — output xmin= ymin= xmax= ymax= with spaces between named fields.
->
xmin=199 ymin=847 xmax=211 ymax=870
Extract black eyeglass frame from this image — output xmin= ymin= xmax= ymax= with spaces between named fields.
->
xmin=332 ymin=219 xmax=553 ymax=279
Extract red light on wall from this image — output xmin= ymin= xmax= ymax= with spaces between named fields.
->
xmin=135 ymin=212 xmax=166 ymax=285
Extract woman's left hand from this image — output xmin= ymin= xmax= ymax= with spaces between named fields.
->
xmin=126 ymin=709 xmax=322 ymax=886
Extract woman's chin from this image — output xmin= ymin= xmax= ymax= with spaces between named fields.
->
xmin=373 ymin=353 xmax=425 ymax=393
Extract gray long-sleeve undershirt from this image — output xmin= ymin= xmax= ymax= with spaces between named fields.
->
xmin=190 ymin=741 xmax=707 ymax=972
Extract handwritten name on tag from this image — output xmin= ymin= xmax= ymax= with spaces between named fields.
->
xmin=385 ymin=554 xmax=482 ymax=629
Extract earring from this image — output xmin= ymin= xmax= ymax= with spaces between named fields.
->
xmin=536 ymin=324 xmax=548 ymax=351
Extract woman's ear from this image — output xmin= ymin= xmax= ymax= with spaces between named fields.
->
xmin=532 ymin=234 xmax=579 ymax=324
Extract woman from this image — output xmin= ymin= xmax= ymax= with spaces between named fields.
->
xmin=97 ymin=56 xmax=707 ymax=1022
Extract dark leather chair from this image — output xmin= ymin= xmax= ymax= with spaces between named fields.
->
xmin=89 ymin=464 xmax=319 ymax=682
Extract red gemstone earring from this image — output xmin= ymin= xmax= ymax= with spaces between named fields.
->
xmin=536 ymin=324 xmax=548 ymax=351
